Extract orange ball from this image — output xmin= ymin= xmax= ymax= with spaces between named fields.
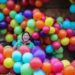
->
xmin=3 ymin=7 xmax=10 ymax=16
xmin=14 ymin=4 xmax=21 ymax=12
xmin=63 ymin=65 xmax=75 ymax=75
xmin=42 ymin=62 xmax=52 ymax=73
xmin=58 ymin=29 xmax=67 ymax=39
xmin=3 ymin=47 xmax=14 ymax=58
xmin=35 ymin=0 xmax=43 ymax=7
xmin=21 ymin=20 xmax=27 ymax=29
xmin=36 ymin=20 xmax=45 ymax=29
xmin=70 ymin=37 xmax=75 ymax=45
xmin=33 ymin=11 xmax=42 ymax=20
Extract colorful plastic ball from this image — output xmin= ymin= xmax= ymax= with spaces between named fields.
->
xmin=68 ymin=44 xmax=75 ymax=51
xmin=64 ymin=17 xmax=71 ymax=21
xmin=18 ymin=45 xmax=30 ymax=55
xmin=58 ymin=29 xmax=67 ymax=39
xmin=0 ymin=4 xmax=6 ymax=10
xmin=63 ymin=20 xmax=71 ymax=29
xmin=24 ymin=10 xmax=33 ymax=19
xmin=42 ymin=26 xmax=50 ymax=33
xmin=22 ymin=53 xmax=33 ymax=63
xmin=34 ymin=27 xmax=40 ymax=32
xmin=40 ymin=31 xmax=47 ymax=37
xmin=10 ymin=19 xmax=18 ymax=28
xmin=21 ymin=63 xmax=33 ymax=75
xmin=3 ymin=58 xmax=14 ymax=68
xmin=49 ymin=73 xmax=55 ymax=75
xmin=33 ymin=69 xmax=45 ymax=75
xmin=12 ymin=40 xmax=17 ymax=46
xmin=33 ymin=9 xmax=40 ymax=13
xmin=41 ymin=14 xmax=46 ymax=21
xmin=13 ymin=62 xmax=22 ymax=73
xmin=52 ymin=41 xmax=61 ymax=50
xmin=71 ymin=60 xmax=75 ymax=68
xmin=49 ymin=27 xmax=55 ymax=34
xmin=0 ymin=29 xmax=7 ymax=34
xmin=51 ymin=34 xmax=58 ymax=41
xmin=32 ymin=32 xmax=40 ymax=40
xmin=54 ymin=23 xmax=61 ymax=29
xmin=13 ymin=33 xmax=18 ymax=40
xmin=70 ymin=37 xmax=75 ymax=45
xmin=36 ymin=20 xmax=45 ymax=29
xmin=43 ymin=58 xmax=50 ymax=62
xmin=27 ymin=19 xmax=35 ymax=28
xmin=63 ymin=65 xmax=75 ymax=75
xmin=17 ymin=33 xmax=22 ymax=40
xmin=42 ymin=62 xmax=52 ymax=73
xmin=0 ymin=12 xmax=4 ymax=21
xmin=45 ymin=45 xmax=54 ymax=53
xmin=14 ymin=26 xmax=23 ymax=34
xmin=7 ymin=24 xmax=13 ymax=32
xmin=0 ymin=53 xmax=4 ymax=64
xmin=45 ymin=17 xmax=54 ymax=27
xmin=55 ymin=54 xmax=63 ymax=59
xmin=30 ymin=57 xmax=42 ymax=70
xmin=70 ymin=4 xmax=75 ymax=13
xmin=29 ymin=0 xmax=35 ymax=6
xmin=0 ymin=44 xmax=3 ymax=54
xmin=55 ymin=73 xmax=64 ymax=75
xmin=21 ymin=0 xmax=29 ymax=6
xmin=33 ymin=11 xmax=42 ymax=20
xmin=10 ymin=68 xmax=17 ymax=74
xmin=0 ymin=0 xmax=7 ymax=3
xmin=5 ymin=16 xmax=11 ymax=23
xmin=71 ymin=22 xmax=75 ymax=30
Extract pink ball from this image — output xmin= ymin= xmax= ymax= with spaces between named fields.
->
xmin=53 ymin=23 xmax=61 ymax=29
xmin=68 ymin=44 xmax=75 ymax=51
xmin=41 ymin=14 xmax=46 ymax=21
xmin=42 ymin=26 xmax=50 ymax=33
xmin=67 ymin=28 xmax=74 ymax=37
xmin=0 ymin=44 xmax=3 ymax=54
xmin=42 ymin=0 xmax=49 ymax=3
xmin=71 ymin=60 xmax=75 ymax=68
xmin=5 ymin=16 xmax=11 ymax=23
xmin=52 ymin=61 xmax=64 ymax=73
xmin=52 ymin=41 xmax=61 ymax=49
xmin=55 ymin=73 xmax=64 ymax=75
xmin=32 ymin=32 xmax=40 ymax=39
xmin=33 ymin=9 xmax=40 ymax=13
xmin=0 ymin=53 xmax=4 ymax=64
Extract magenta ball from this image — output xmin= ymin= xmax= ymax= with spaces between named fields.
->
xmin=71 ymin=60 xmax=75 ymax=68
xmin=67 ymin=28 xmax=74 ymax=37
xmin=68 ymin=44 xmax=75 ymax=51
xmin=33 ymin=9 xmax=40 ymax=13
xmin=52 ymin=16 xmax=56 ymax=23
xmin=32 ymin=32 xmax=40 ymax=40
xmin=52 ymin=41 xmax=61 ymax=49
xmin=5 ymin=16 xmax=11 ymax=23
xmin=0 ymin=53 xmax=4 ymax=64
xmin=55 ymin=73 xmax=64 ymax=75
xmin=42 ymin=26 xmax=50 ymax=33
xmin=41 ymin=14 xmax=46 ymax=21
xmin=42 ymin=0 xmax=49 ymax=3
xmin=53 ymin=23 xmax=61 ymax=29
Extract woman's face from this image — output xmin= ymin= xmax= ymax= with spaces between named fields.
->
xmin=23 ymin=33 xmax=30 ymax=42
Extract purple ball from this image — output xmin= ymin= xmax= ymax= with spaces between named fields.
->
xmin=18 ymin=11 xmax=23 ymax=15
xmin=0 ymin=21 xmax=7 ymax=29
xmin=24 ymin=10 xmax=33 ymax=19
xmin=5 ymin=16 xmax=11 ymax=23
xmin=43 ymin=58 xmax=50 ymax=62
xmin=34 ymin=50 xmax=46 ymax=61
xmin=33 ymin=40 xmax=41 ymax=46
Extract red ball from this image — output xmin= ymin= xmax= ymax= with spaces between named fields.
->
xmin=29 ymin=0 xmax=35 ymax=5
xmin=49 ymin=73 xmax=55 ymax=75
xmin=32 ymin=32 xmax=40 ymax=39
xmin=53 ymin=23 xmax=61 ymax=29
xmin=30 ymin=57 xmax=42 ymax=70
xmin=42 ymin=0 xmax=49 ymax=3
xmin=54 ymin=27 xmax=59 ymax=34
xmin=21 ymin=0 xmax=29 ymax=6
xmin=18 ymin=45 xmax=30 ymax=55
xmin=0 ymin=44 xmax=3 ymax=54
xmin=5 ymin=16 xmax=12 ymax=23
xmin=13 ymin=33 xmax=18 ymax=40
xmin=71 ymin=60 xmax=75 ymax=68
xmin=7 ymin=24 xmax=13 ymax=32
xmin=68 ymin=44 xmax=75 ymax=51
xmin=10 ymin=68 xmax=17 ymax=74
xmin=42 ymin=26 xmax=50 ymax=33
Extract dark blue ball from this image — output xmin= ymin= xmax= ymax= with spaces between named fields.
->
xmin=40 ymin=31 xmax=47 ymax=37
xmin=33 ymin=40 xmax=41 ymax=46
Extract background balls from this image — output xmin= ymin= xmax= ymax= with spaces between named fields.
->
xmin=0 ymin=44 xmax=3 ymax=54
xmin=0 ymin=53 xmax=4 ymax=64
xmin=51 ymin=34 xmax=58 ymax=41
xmin=53 ymin=23 xmax=61 ymax=29
xmin=49 ymin=27 xmax=55 ymax=34
xmin=5 ymin=16 xmax=11 ymax=23
xmin=71 ymin=22 xmax=75 ymax=30
xmin=70 ymin=37 xmax=75 ymax=45
xmin=70 ymin=4 xmax=75 ymax=13
xmin=68 ymin=44 xmax=75 ymax=51
xmin=0 ymin=12 xmax=4 ymax=21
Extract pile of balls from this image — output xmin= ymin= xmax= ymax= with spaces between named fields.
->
xmin=0 ymin=44 xmax=75 ymax=75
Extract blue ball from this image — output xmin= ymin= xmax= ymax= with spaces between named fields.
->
xmin=12 ymin=40 xmax=17 ymax=46
xmin=59 ymin=22 xmax=63 ymax=29
xmin=12 ymin=51 xmax=22 ymax=62
xmin=15 ymin=14 xmax=24 ymax=23
xmin=33 ymin=40 xmax=41 ymax=46
xmin=45 ymin=45 xmax=54 ymax=53
xmin=33 ymin=69 xmax=45 ymax=75
xmin=0 ymin=12 xmax=5 ymax=21
xmin=70 ymin=4 xmax=75 ymax=13
xmin=40 ymin=31 xmax=47 ymax=37
xmin=0 ymin=0 xmax=7 ymax=3
xmin=71 ymin=22 xmax=75 ymax=30
xmin=22 ymin=53 xmax=33 ymax=63
xmin=13 ymin=62 xmax=22 ymax=73
xmin=63 ymin=20 xmax=71 ymax=29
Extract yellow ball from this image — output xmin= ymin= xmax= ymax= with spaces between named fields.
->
xmin=61 ymin=60 xmax=71 ymax=67
xmin=45 ymin=17 xmax=54 ymax=27
xmin=3 ymin=58 xmax=14 ymax=68
xmin=0 ymin=4 xmax=6 ymax=10
xmin=69 ymin=0 xmax=75 ymax=4
xmin=49 ymin=27 xmax=55 ymax=34
xmin=25 ymin=27 xmax=34 ymax=35
xmin=10 ymin=19 xmax=18 ymax=28
xmin=5 ymin=34 xmax=14 ymax=42
xmin=61 ymin=37 xmax=70 ymax=46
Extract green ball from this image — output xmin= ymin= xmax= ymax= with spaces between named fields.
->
xmin=55 ymin=46 xmax=64 ymax=54
xmin=55 ymin=53 xmax=63 ymax=59
xmin=27 ymin=42 xmax=34 ymax=49
xmin=9 ymin=11 xmax=17 ymax=18
xmin=56 ymin=16 xmax=64 ymax=23
xmin=51 ymin=34 xmax=58 ymax=41
xmin=27 ymin=19 xmax=35 ymax=28
xmin=14 ymin=26 xmax=23 ymax=34
xmin=0 ymin=29 xmax=7 ymax=34
xmin=21 ymin=63 xmax=33 ymax=75
xmin=34 ymin=27 xmax=40 ymax=32
xmin=17 ymin=33 xmax=22 ymax=40
xmin=53 ymin=51 xmax=56 ymax=55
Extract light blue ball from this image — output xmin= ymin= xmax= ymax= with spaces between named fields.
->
xmin=22 ymin=53 xmax=33 ymax=63
xmin=51 ymin=55 xmax=56 ymax=59
xmin=0 ymin=12 xmax=4 ymax=21
xmin=70 ymin=4 xmax=75 ymax=13
xmin=71 ymin=22 xmax=75 ymax=30
xmin=63 ymin=20 xmax=71 ymax=29
xmin=0 ymin=0 xmax=7 ymax=3
xmin=12 ymin=51 xmax=22 ymax=62
xmin=13 ymin=62 xmax=23 ymax=73
xmin=15 ymin=14 xmax=24 ymax=23
xmin=33 ymin=69 xmax=45 ymax=75
xmin=45 ymin=45 xmax=54 ymax=53
xmin=12 ymin=40 xmax=17 ymax=46
xmin=59 ymin=22 xmax=63 ymax=29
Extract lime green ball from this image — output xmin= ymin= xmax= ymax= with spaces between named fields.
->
xmin=27 ymin=19 xmax=35 ymax=28
xmin=55 ymin=53 xmax=63 ymax=59
xmin=9 ymin=11 xmax=17 ymax=18
xmin=55 ymin=46 xmax=64 ymax=53
xmin=51 ymin=34 xmax=58 ymax=41
xmin=17 ymin=33 xmax=22 ymax=40
xmin=21 ymin=64 xmax=33 ymax=75
xmin=56 ymin=16 xmax=64 ymax=23
xmin=14 ymin=26 xmax=23 ymax=35
xmin=0 ymin=29 xmax=7 ymax=34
